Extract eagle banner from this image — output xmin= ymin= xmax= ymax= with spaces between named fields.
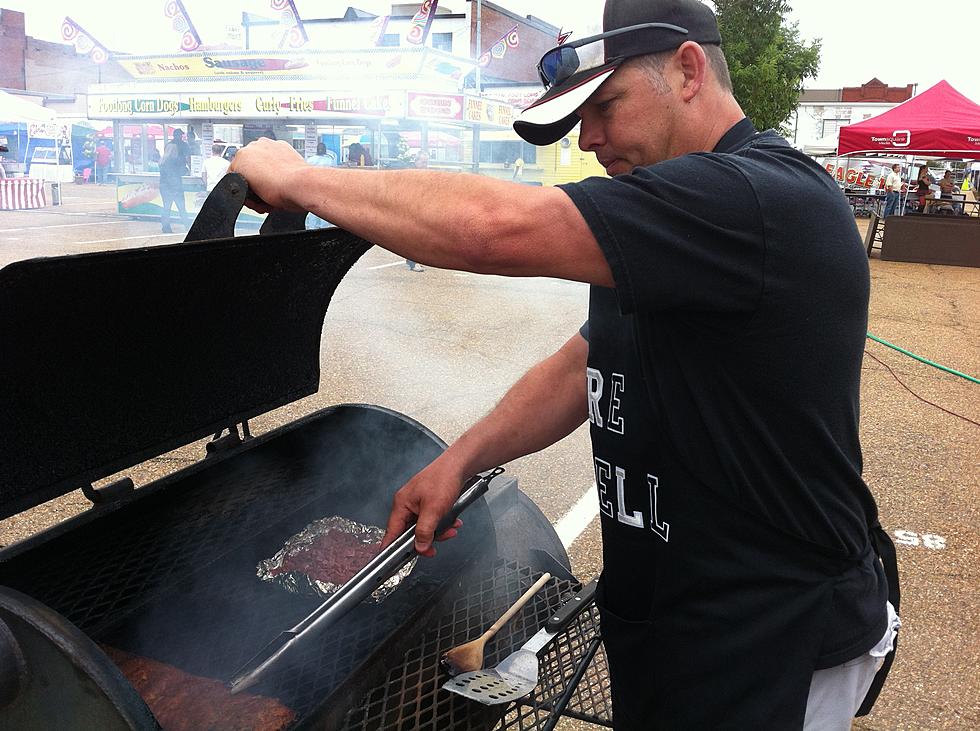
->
xmin=60 ymin=17 xmax=109 ymax=64
xmin=406 ymin=0 xmax=439 ymax=46
xmin=271 ymin=0 xmax=308 ymax=49
xmin=164 ymin=0 xmax=203 ymax=52
xmin=479 ymin=25 xmax=519 ymax=67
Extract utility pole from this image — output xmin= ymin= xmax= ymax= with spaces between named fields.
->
xmin=472 ymin=0 xmax=482 ymax=173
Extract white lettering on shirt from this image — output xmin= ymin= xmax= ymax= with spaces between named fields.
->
xmin=594 ymin=458 xmax=614 ymax=518
xmin=607 ymin=373 xmax=625 ymax=434
xmin=587 ymin=367 xmax=604 ymax=428
xmin=587 ymin=365 xmax=670 ymax=539
xmin=616 ymin=465 xmax=644 ymax=528
xmin=648 ymin=474 xmax=670 ymax=542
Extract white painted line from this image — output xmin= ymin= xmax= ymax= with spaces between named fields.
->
xmin=0 ymin=220 xmax=132 ymax=233
xmin=74 ymin=233 xmax=182 ymax=245
xmin=556 ymin=483 xmax=599 ymax=549
xmin=367 ymin=261 xmax=405 ymax=270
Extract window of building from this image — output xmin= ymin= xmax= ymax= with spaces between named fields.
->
xmin=431 ymin=32 xmax=453 ymax=53
xmin=378 ymin=33 xmax=400 ymax=47
xmin=479 ymin=140 xmax=537 ymax=165
xmin=821 ymin=118 xmax=850 ymax=137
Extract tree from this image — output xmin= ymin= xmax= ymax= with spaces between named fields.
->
xmin=712 ymin=0 xmax=821 ymax=133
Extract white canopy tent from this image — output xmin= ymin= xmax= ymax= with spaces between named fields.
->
xmin=0 ymin=90 xmax=57 ymax=125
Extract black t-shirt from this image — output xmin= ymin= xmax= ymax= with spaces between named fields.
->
xmin=561 ymin=119 xmax=888 ymax=726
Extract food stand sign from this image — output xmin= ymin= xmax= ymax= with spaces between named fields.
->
xmin=463 ymin=97 xmax=516 ymax=129
xmin=407 ymin=93 xmax=463 ymax=121
xmin=88 ymin=92 xmax=405 ymax=119
xmin=117 ymin=49 xmax=438 ymax=80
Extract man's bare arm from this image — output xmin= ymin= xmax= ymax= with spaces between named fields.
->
xmin=229 ymin=139 xmax=612 ymax=287
xmin=383 ymin=332 xmax=590 ymax=555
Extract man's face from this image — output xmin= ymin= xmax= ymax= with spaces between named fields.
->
xmin=576 ymin=63 xmax=677 ymax=176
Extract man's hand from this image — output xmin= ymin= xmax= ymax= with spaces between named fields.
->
xmin=382 ymin=460 xmax=466 ymax=558
xmin=228 ymin=138 xmax=309 ymax=213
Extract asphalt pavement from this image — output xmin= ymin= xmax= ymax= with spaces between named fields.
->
xmin=0 ymin=184 xmax=977 ymax=729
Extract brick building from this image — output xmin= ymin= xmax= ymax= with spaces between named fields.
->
xmin=790 ymin=77 xmax=917 ymax=155
xmin=0 ymin=8 xmax=129 ymax=116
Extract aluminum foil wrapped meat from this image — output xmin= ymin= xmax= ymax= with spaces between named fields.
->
xmin=257 ymin=516 xmax=415 ymax=601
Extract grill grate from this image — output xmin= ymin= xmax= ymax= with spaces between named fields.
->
xmin=343 ymin=561 xmax=613 ymax=731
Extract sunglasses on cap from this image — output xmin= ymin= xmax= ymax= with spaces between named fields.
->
xmin=536 ymin=22 xmax=690 ymax=89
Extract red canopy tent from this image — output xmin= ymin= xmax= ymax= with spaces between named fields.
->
xmin=837 ymin=80 xmax=980 ymax=159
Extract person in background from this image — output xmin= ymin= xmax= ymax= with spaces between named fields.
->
xmin=158 ymin=139 xmax=191 ymax=234
xmin=202 ymin=143 xmax=230 ymax=193
xmin=938 ymin=170 xmax=955 ymax=196
xmin=512 ymin=154 xmax=525 ymax=181
xmin=347 ymin=142 xmax=373 ymax=167
xmin=171 ymin=129 xmax=191 ymax=170
xmin=883 ymin=164 xmax=903 ymax=217
xmin=405 ymin=151 xmax=428 ymax=272
xmin=95 ymin=141 xmax=112 ymax=184
xmin=305 ymin=142 xmax=335 ymax=230
xmin=915 ymin=164 xmax=934 ymax=210
xmin=937 ymin=170 xmax=960 ymax=213
xmin=230 ymin=1 xmax=899 ymax=725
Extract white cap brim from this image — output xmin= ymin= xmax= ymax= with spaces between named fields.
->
xmin=514 ymin=67 xmax=617 ymax=145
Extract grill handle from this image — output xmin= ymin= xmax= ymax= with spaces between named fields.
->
xmin=228 ymin=467 xmax=503 ymax=695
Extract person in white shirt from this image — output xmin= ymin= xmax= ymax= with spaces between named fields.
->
xmin=883 ymin=164 xmax=903 ymax=217
xmin=201 ymin=143 xmax=231 ymax=192
xmin=306 ymin=142 xmax=336 ymax=230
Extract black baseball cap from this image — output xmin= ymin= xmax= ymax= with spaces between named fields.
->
xmin=514 ymin=0 xmax=722 ymax=146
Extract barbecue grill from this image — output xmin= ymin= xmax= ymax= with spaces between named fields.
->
xmin=0 ymin=175 xmax=613 ymax=730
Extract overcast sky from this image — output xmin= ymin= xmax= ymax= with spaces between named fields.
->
xmin=6 ymin=1 xmax=979 ymax=101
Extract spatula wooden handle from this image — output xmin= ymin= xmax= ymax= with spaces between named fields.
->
xmin=482 ymin=572 xmax=552 ymax=641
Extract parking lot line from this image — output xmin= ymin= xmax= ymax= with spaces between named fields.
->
xmin=73 ymin=233 xmax=183 ymax=245
xmin=556 ymin=483 xmax=599 ymax=549
xmin=0 ymin=220 xmax=134 ymax=233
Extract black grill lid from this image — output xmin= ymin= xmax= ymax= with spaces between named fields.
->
xmin=0 ymin=227 xmax=370 ymax=519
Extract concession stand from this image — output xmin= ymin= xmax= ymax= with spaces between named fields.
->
xmin=836 ymin=80 xmax=980 ymax=267
xmin=86 ymin=48 xmax=523 ymax=222
xmin=0 ymin=92 xmax=70 ymax=210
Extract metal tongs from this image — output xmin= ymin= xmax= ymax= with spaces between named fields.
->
xmin=229 ymin=467 xmax=504 ymax=694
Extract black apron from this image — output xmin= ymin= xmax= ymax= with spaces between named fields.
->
xmin=585 ymin=287 xmax=893 ymax=729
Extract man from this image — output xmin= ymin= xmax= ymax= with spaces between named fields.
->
xmin=883 ymin=163 xmax=903 ymax=217
xmin=230 ymin=1 xmax=898 ymax=727
xmin=95 ymin=141 xmax=112 ymax=184
xmin=201 ymin=143 xmax=230 ymax=193
xmin=512 ymin=154 xmax=525 ymax=181
xmin=170 ymin=128 xmax=191 ymax=169
xmin=159 ymin=137 xmax=190 ymax=234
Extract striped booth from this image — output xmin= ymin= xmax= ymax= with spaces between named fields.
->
xmin=0 ymin=178 xmax=46 ymax=210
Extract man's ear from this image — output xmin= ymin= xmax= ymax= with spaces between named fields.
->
xmin=676 ymin=41 xmax=707 ymax=102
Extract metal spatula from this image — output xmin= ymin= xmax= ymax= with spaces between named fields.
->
xmin=442 ymin=579 xmax=597 ymax=705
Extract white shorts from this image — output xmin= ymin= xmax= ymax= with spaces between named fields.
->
xmin=803 ymin=602 xmax=900 ymax=730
